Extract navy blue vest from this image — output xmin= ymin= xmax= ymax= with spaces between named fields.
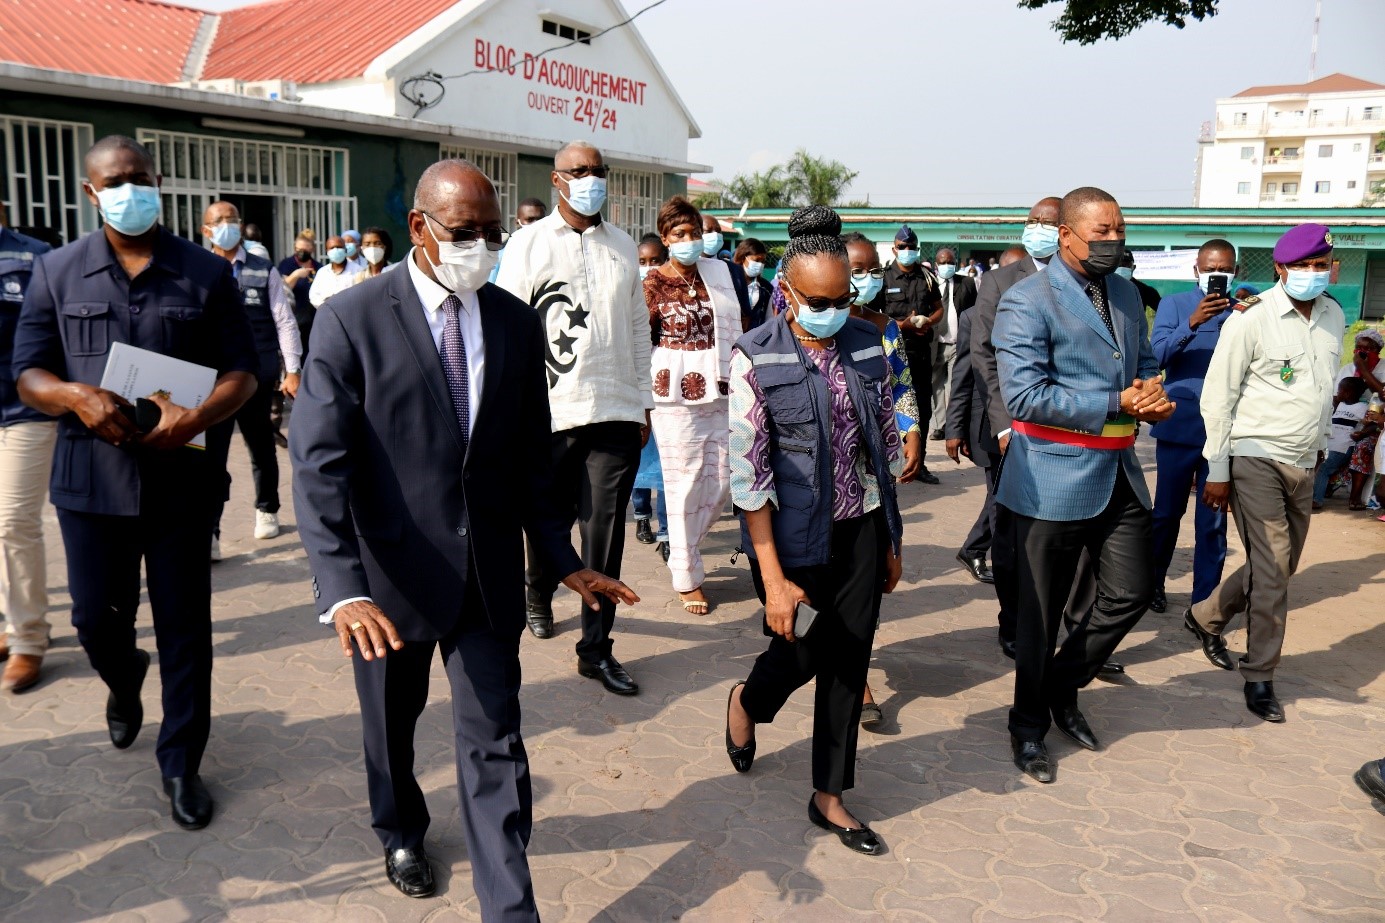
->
xmin=236 ymin=252 xmax=279 ymax=379
xmin=0 ymin=228 xmax=52 ymax=426
xmin=735 ymin=316 xmax=903 ymax=568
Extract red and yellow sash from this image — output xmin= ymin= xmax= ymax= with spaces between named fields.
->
xmin=1012 ymin=415 xmax=1136 ymax=450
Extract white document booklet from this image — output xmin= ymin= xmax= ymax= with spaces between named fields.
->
xmin=99 ymin=342 xmax=217 ymax=448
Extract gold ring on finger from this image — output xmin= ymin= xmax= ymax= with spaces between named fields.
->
xmin=348 ymin=621 xmax=364 ymax=632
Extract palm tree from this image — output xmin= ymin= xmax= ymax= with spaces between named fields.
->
xmin=784 ymin=149 xmax=859 ymax=207
xmin=724 ymin=165 xmax=796 ymax=208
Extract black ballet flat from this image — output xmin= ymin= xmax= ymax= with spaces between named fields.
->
xmin=724 ymin=682 xmax=755 ymax=773
xmin=808 ymin=796 xmax=885 ymax=856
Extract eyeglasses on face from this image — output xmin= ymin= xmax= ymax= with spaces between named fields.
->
xmin=423 ymin=212 xmax=509 ymax=251
xmin=851 ymin=268 xmax=884 ymax=281
xmin=556 ymin=165 xmax=609 ymax=179
xmin=786 ymin=279 xmax=857 ymax=313
xmin=1024 ymin=218 xmax=1059 ymax=229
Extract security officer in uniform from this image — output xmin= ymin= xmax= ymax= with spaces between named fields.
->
xmin=875 ymin=224 xmax=942 ymax=484
xmin=0 ymin=202 xmax=58 ymax=693
xmin=201 ymin=201 xmax=302 ymax=555
xmin=12 ymin=135 xmax=257 ymax=829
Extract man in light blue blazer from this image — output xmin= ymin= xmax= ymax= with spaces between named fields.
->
xmin=994 ymin=186 xmax=1174 ymax=783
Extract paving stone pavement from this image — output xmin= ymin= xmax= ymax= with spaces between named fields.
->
xmin=0 ymin=439 xmax=1382 ymax=922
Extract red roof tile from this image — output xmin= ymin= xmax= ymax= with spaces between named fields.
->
xmin=201 ymin=0 xmax=460 ymax=84
xmin=1233 ymin=73 xmax=1385 ymax=98
xmin=0 ymin=0 xmax=206 ymax=84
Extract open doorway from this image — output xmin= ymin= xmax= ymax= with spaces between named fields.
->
xmin=219 ymin=194 xmax=278 ymax=261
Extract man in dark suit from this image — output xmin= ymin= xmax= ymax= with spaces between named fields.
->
xmin=12 ymin=135 xmax=259 ymax=829
xmin=928 ymin=248 xmax=976 ymax=440
xmin=971 ymin=197 xmax=1061 ymax=656
xmin=993 ymin=186 xmax=1173 ymax=783
xmin=943 ymin=301 xmax=997 ymax=585
xmin=291 ymin=160 xmax=637 ymax=914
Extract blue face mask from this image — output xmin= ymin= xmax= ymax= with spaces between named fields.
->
xmin=852 ymin=274 xmax=883 ymax=306
xmin=896 ymin=248 xmax=920 ymax=267
xmin=638 ymin=265 xmax=654 ymax=279
xmin=786 ymin=281 xmax=851 ymax=338
xmin=561 ymin=175 xmax=606 ymax=216
xmin=702 ymin=232 xmax=723 ymax=255
xmin=208 ymin=222 xmax=241 ymax=251
xmin=1113 ymin=266 xmax=1134 ymax=280
xmin=1282 ymin=269 xmax=1330 ymax=301
xmin=1021 ymin=224 xmax=1060 ymax=259
xmin=935 ymin=263 xmax=957 ymax=281
xmin=345 ymin=241 xmax=358 ymax=258
xmin=669 ymin=241 xmax=703 ymax=266
xmin=327 ymin=247 xmax=347 ymax=265
xmin=94 ymin=183 xmax=162 ymax=236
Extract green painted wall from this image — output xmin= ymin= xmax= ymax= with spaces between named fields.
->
xmin=517 ymin=153 xmax=554 ymax=209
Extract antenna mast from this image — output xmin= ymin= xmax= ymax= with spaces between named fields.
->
xmin=1309 ymin=0 xmax=1322 ymax=80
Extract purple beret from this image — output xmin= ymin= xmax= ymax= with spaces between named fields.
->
xmin=1273 ymin=223 xmax=1333 ymax=263
xmin=894 ymin=224 xmax=917 ymax=244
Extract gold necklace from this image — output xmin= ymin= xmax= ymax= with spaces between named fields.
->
xmin=669 ymin=260 xmax=699 ymax=298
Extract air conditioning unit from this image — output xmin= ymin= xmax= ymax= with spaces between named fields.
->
xmin=190 ymin=78 xmax=246 ymax=95
xmin=242 ymin=80 xmax=299 ymax=102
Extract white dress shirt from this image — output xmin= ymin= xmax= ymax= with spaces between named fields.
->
xmin=231 ymin=246 xmax=303 ymax=373
xmin=308 ymin=260 xmax=359 ymax=308
xmin=938 ymin=276 xmax=958 ymax=345
xmin=320 ymin=249 xmax=487 ymax=623
xmin=1201 ymin=282 xmax=1345 ymax=481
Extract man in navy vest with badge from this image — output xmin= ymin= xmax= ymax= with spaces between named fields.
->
xmin=12 ymin=135 xmax=258 ymax=829
xmin=201 ymin=201 xmax=302 ymax=557
xmin=0 ymin=201 xmax=58 ymax=693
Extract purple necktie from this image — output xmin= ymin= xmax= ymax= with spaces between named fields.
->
xmin=440 ymin=294 xmax=470 ymax=452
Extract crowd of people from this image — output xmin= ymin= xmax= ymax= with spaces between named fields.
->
xmin=1 ymin=132 xmax=1383 ymax=920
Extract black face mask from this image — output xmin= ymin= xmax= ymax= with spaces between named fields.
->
xmin=1075 ymin=236 xmax=1125 ymax=277
xmin=296 ymin=249 xmax=312 ymax=262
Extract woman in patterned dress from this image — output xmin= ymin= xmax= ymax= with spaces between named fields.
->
xmin=643 ymin=197 xmax=743 ymax=614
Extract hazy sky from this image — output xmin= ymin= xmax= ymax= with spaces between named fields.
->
xmin=182 ymin=0 xmax=1383 ymax=206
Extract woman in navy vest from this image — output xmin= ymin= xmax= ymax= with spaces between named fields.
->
xmin=722 ymin=206 xmax=904 ymax=856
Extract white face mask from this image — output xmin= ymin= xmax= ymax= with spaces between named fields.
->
xmin=424 ymin=216 xmax=498 ymax=292
xmin=1197 ymin=271 xmax=1235 ymax=294
xmin=362 ymin=245 xmax=386 ymax=265
xmin=744 ymin=260 xmax=764 ymax=279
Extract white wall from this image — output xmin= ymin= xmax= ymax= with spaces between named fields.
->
xmin=379 ymin=0 xmax=694 ymax=165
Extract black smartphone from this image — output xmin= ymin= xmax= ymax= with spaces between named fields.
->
xmin=793 ymin=601 xmax=819 ymax=640
xmin=1206 ymin=274 xmax=1228 ymax=298
xmin=118 ymin=397 xmax=162 ymax=434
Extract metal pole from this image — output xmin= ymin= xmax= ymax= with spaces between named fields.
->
xmin=1310 ymin=0 xmax=1322 ymax=79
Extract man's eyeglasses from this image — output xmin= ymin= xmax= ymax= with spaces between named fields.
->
xmin=556 ymin=165 xmax=610 ymax=179
xmin=206 ymin=217 xmax=241 ymax=227
xmin=1024 ymin=219 xmax=1058 ymax=229
xmin=851 ymin=269 xmax=884 ymax=281
xmin=423 ymin=212 xmax=509 ymax=251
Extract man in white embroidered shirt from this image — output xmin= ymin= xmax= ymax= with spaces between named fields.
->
xmin=496 ymin=140 xmax=654 ymax=696
xmin=1186 ymin=223 xmax=1345 ymax=725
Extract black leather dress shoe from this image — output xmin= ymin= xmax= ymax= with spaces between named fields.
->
xmin=634 ymin=518 xmax=655 ymax=544
xmin=1097 ymin=660 xmax=1125 ymax=676
xmin=162 ymin=774 xmax=213 ymax=829
xmin=916 ymin=467 xmax=941 ymax=485
xmin=808 ymin=797 xmax=884 ymax=856
xmin=724 ymin=682 xmax=755 ymax=772
xmin=1051 ymin=704 xmax=1099 ymax=751
xmin=1149 ymin=588 xmax=1167 ymax=613
xmin=578 ymin=656 xmax=639 ymax=695
xmin=999 ymin=635 xmax=1016 ymax=660
xmin=107 ymin=649 xmax=151 ymax=750
xmin=526 ymin=608 xmax=553 ymax=639
xmin=1011 ymin=736 xmax=1054 ymax=783
xmin=956 ymin=552 xmax=995 ymax=584
xmin=385 ymin=846 xmax=436 ymax=898
xmin=1184 ymin=608 xmax=1234 ymax=670
xmin=656 ymin=541 xmax=670 ymax=563
xmin=1354 ymin=759 xmax=1385 ymax=804
xmin=1244 ymin=681 xmax=1285 ymax=723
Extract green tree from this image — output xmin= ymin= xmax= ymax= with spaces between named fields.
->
xmin=784 ymin=149 xmax=859 ymax=207
xmin=724 ymin=165 xmax=796 ymax=208
xmin=1018 ymin=0 xmax=1219 ymax=44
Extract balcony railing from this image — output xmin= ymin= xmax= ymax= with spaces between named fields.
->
xmin=1216 ymin=113 xmax=1383 ymax=133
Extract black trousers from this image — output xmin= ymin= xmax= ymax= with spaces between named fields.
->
xmin=525 ymin=421 xmax=641 ymax=663
xmin=210 ymin=376 xmax=280 ymax=535
xmin=354 ymin=570 xmax=537 ymax=922
xmin=960 ymin=454 xmax=1000 ymax=559
xmin=741 ymin=511 xmax=885 ymax=795
xmin=58 ymin=496 xmax=215 ymax=779
xmin=903 ymin=341 xmax=932 ymax=445
xmin=1006 ymin=469 xmax=1152 ymax=741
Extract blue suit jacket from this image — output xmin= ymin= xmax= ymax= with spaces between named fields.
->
xmin=1149 ymin=287 xmax=1228 ymax=447
xmin=290 ymin=261 xmax=583 ymax=641
xmin=994 ymin=257 xmax=1158 ymax=521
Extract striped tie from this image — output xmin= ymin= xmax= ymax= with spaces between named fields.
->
xmin=440 ymin=294 xmax=470 ymax=452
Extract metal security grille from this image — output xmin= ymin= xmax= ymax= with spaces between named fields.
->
xmin=1238 ymin=248 xmax=1278 ymax=290
xmin=0 ymin=115 xmax=96 ymax=244
xmin=136 ymin=129 xmax=356 ymax=251
xmin=439 ymin=145 xmax=517 ymax=223
xmin=606 ymin=167 xmax=661 ymax=238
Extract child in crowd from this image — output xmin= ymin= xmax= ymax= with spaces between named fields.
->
xmin=1314 ymin=377 xmax=1370 ymax=510
xmin=633 ymin=234 xmax=671 ymax=560
xmin=1349 ymin=398 xmax=1382 ymax=511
